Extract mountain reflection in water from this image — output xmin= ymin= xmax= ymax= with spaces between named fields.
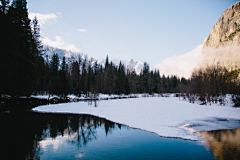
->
xmin=198 ymin=128 xmax=240 ymax=160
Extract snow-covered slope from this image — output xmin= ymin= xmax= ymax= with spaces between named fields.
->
xmin=43 ymin=45 xmax=97 ymax=67
xmin=126 ymin=59 xmax=144 ymax=74
xmin=43 ymin=45 xmax=83 ymax=64
xmin=98 ymin=59 xmax=106 ymax=67
xmin=89 ymin=58 xmax=144 ymax=74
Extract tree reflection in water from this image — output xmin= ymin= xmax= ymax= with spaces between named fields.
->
xmin=198 ymin=128 xmax=240 ymax=160
xmin=2 ymin=109 xmax=235 ymax=160
xmin=0 ymin=111 xmax=122 ymax=160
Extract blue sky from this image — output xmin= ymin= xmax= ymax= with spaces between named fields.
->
xmin=28 ymin=0 xmax=238 ymax=66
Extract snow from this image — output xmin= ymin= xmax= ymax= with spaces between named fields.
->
xmin=98 ymin=94 xmax=110 ymax=99
xmin=31 ymin=95 xmax=62 ymax=100
xmin=30 ymin=95 xmax=50 ymax=99
xmin=126 ymin=59 xmax=144 ymax=74
xmin=29 ymin=93 xmax=139 ymax=102
xmin=32 ymin=96 xmax=240 ymax=141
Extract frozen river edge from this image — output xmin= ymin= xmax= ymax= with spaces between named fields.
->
xmin=32 ymin=96 xmax=240 ymax=141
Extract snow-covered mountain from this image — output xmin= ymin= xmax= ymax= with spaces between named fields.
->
xmin=42 ymin=45 xmax=96 ymax=66
xmin=43 ymin=45 xmax=144 ymax=74
xmin=98 ymin=59 xmax=106 ymax=67
xmin=43 ymin=46 xmax=80 ymax=63
xmin=126 ymin=59 xmax=144 ymax=74
xmin=98 ymin=58 xmax=144 ymax=74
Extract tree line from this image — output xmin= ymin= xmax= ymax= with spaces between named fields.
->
xmin=182 ymin=63 xmax=240 ymax=106
xmin=36 ymin=54 xmax=183 ymax=97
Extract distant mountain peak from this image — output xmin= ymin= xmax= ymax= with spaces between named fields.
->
xmin=126 ymin=59 xmax=143 ymax=74
xmin=42 ymin=45 xmax=95 ymax=66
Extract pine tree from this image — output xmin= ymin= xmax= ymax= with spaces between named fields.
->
xmin=49 ymin=53 xmax=59 ymax=95
xmin=162 ymin=74 xmax=166 ymax=92
xmin=93 ymin=61 xmax=99 ymax=97
xmin=43 ymin=62 xmax=50 ymax=94
xmin=70 ymin=61 xmax=80 ymax=96
xmin=86 ymin=63 xmax=92 ymax=97
xmin=153 ymin=69 xmax=160 ymax=93
xmin=128 ymin=69 xmax=138 ymax=94
xmin=81 ymin=59 xmax=87 ymax=95
xmin=116 ymin=61 xmax=126 ymax=95
xmin=143 ymin=62 xmax=150 ymax=93
xmin=148 ymin=70 xmax=153 ymax=94
xmin=99 ymin=65 xmax=103 ymax=93
xmin=7 ymin=0 xmax=36 ymax=96
xmin=31 ymin=16 xmax=45 ymax=94
xmin=32 ymin=16 xmax=43 ymax=57
xmin=172 ymin=75 xmax=178 ymax=92
xmin=105 ymin=55 xmax=109 ymax=69
xmin=0 ymin=0 xmax=11 ymax=96
xmin=59 ymin=56 xmax=68 ymax=96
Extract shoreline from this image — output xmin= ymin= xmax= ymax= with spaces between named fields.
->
xmin=32 ymin=96 xmax=240 ymax=141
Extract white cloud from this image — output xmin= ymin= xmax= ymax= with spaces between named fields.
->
xmin=151 ymin=36 xmax=240 ymax=78
xmin=151 ymin=43 xmax=204 ymax=78
xmin=201 ymin=45 xmax=240 ymax=69
xmin=40 ymin=132 xmax=77 ymax=152
xmin=77 ymin=29 xmax=88 ymax=33
xmin=41 ymin=36 xmax=81 ymax=52
xmin=29 ymin=12 xmax=62 ymax=27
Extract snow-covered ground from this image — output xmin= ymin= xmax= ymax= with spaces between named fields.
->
xmin=32 ymin=96 xmax=240 ymax=141
xmin=30 ymin=93 xmax=140 ymax=101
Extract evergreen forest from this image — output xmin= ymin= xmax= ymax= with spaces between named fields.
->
xmin=0 ymin=0 xmax=182 ymax=97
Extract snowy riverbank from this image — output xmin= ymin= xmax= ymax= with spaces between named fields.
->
xmin=30 ymin=93 xmax=140 ymax=101
xmin=33 ymin=96 xmax=240 ymax=141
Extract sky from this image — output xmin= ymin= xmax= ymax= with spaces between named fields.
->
xmin=27 ymin=0 xmax=238 ymax=77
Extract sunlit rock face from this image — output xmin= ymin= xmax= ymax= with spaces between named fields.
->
xmin=200 ymin=2 xmax=240 ymax=69
xmin=197 ymin=128 xmax=240 ymax=160
xmin=204 ymin=2 xmax=240 ymax=48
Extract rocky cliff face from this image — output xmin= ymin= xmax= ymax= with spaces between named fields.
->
xmin=204 ymin=2 xmax=240 ymax=48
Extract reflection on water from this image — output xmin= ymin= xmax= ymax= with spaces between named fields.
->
xmin=1 ymin=111 xmax=120 ymax=159
xmin=1 ymin=110 xmax=216 ymax=160
xmin=198 ymin=128 xmax=240 ymax=160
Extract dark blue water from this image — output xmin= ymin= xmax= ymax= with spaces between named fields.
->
xmin=1 ymin=111 xmax=215 ymax=160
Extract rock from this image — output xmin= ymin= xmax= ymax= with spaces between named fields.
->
xmin=204 ymin=2 xmax=240 ymax=48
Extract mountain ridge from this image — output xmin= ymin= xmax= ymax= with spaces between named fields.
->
xmin=201 ymin=1 xmax=240 ymax=69
xmin=42 ymin=45 xmax=144 ymax=74
xmin=203 ymin=1 xmax=240 ymax=48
